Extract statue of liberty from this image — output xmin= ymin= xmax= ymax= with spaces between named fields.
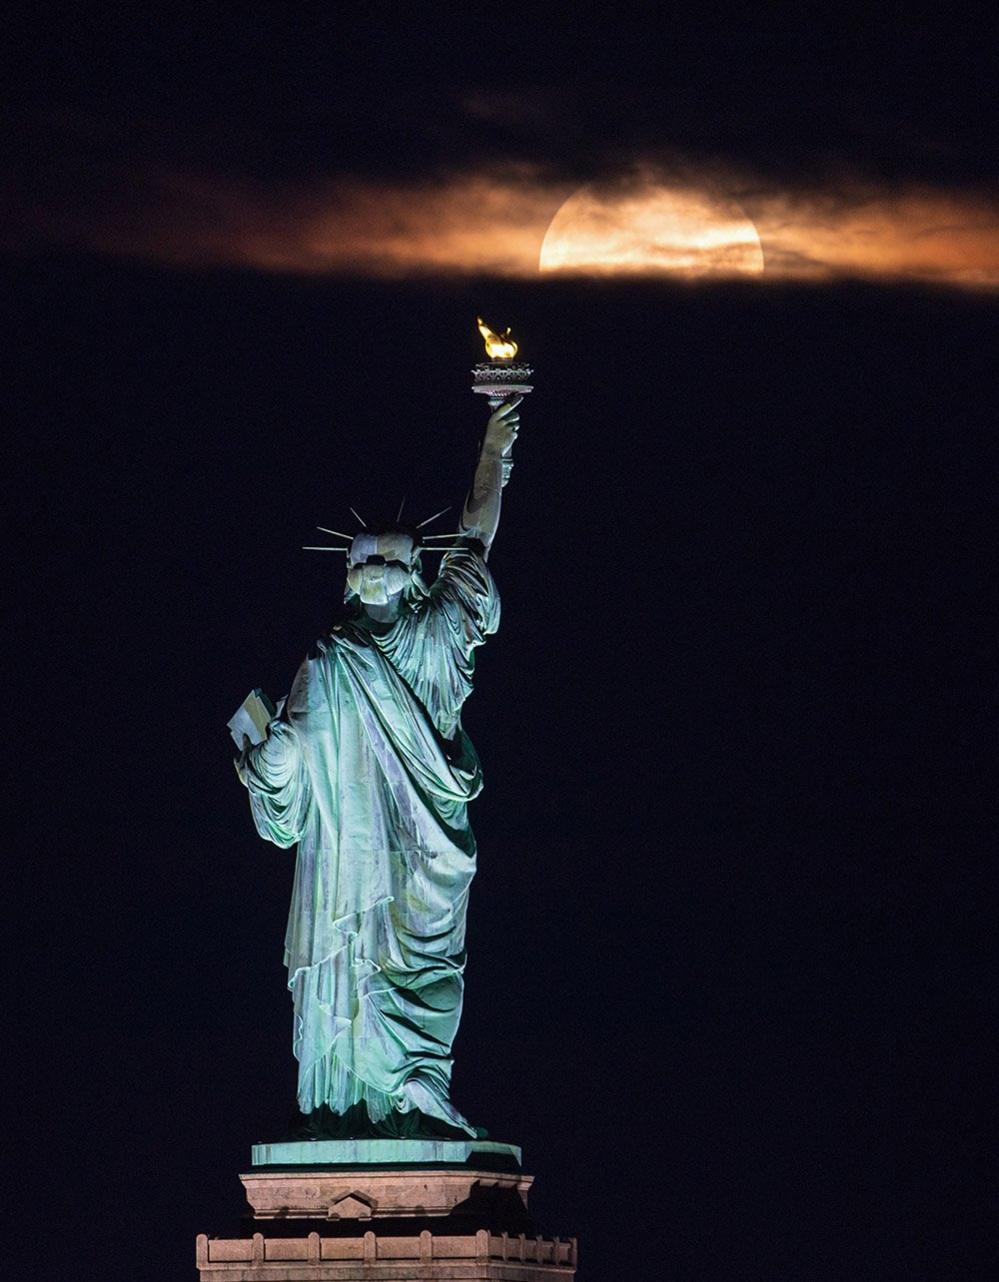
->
xmin=235 ymin=389 xmax=522 ymax=1141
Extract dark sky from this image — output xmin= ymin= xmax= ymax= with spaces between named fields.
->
xmin=5 ymin=9 xmax=995 ymax=1282
xmin=7 ymin=8 xmax=999 ymax=188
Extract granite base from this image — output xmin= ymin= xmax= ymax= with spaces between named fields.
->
xmin=197 ymin=1140 xmax=576 ymax=1281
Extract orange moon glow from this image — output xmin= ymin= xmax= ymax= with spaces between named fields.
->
xmin=539 ymin=181 xmax=765 ymax=278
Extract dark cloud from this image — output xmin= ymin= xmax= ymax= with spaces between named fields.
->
xmin=6 ymin=9 xmax=998 ymax=196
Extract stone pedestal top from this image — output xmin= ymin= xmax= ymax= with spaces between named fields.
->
xmin=241 ymin=1167 xmax=533 ymax=1221
xmin=251 ymin=1138 xmax=522 ymax=1169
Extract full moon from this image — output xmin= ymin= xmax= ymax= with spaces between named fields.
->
xmin=539 ymin=180 xmax=765 ymax=278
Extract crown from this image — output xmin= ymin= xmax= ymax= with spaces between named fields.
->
xmin=301 ymin=502 xmax=467 ymax=556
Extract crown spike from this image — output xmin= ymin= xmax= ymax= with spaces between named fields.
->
xmin=317 ymin=527 xmax=356 ymax=540
xmin=417 ymin=505 xmax=452 ymax=529
xmin=349 ymin=507 xmax=367 ymax=528
xmin=303 ymin=546 xmax=350 ymax=552
xmin=397 ymin=496 xmax=407 ymax=521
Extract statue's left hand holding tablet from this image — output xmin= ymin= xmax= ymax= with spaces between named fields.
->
xmin=228 ymin=688 xmax=284 ymax=777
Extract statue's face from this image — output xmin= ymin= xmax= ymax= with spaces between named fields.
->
xmin=346 ymin=532 xmax=416 ymax=606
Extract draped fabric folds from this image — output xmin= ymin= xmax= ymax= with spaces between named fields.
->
xmin=239 ymin=549 xmax=499 ymax=1135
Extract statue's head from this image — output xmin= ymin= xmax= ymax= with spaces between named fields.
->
xmin=345 ymin=529 xmax=421 ymax=608
xmin=307 ymin=507 xmax=455 ymax=615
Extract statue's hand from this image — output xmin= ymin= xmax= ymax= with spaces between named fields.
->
xmin=233 ymin=734 xmax=249 ymax=783
xmin=483 ymin=396 xmax=522 ymax=458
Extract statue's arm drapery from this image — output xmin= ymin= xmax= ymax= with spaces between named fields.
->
xmin=423 ymin=547 xmax=500 ymax=739
xmin=237 ymin=717 xmax=311 ymax=848
xmin=381 ymin=547 xmax=499 ymax=744
xmin=432 ymin=547 xmax=501 ymax=646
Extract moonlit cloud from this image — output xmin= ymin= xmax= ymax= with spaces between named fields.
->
xmin=47 ymin=166 xmax=568 ymax=278
xmin=539 ymin=181 xmax=764 ymax=278
xmin=8 ymin=155 xmax=999 ymax=289
xmin=753 ymin=188 xmax=999 ymax=286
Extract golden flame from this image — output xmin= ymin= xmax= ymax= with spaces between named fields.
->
xmin=477 ymin=316 xmax=518 ymax=360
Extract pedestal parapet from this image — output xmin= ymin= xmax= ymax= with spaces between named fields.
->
xmin=197 ymin=1140 xmax=576 ymax=1281
xmin=196 ymin=1228 xmax=576 ymax=1279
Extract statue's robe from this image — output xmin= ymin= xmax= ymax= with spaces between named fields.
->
xmin=239 ymin=549 xmax=499 ymax=1135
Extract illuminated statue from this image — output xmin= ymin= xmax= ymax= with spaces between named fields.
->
xmin=236 ymin=386 xmax=522 ymax=1139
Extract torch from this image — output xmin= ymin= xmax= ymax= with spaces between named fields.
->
xmin=472 ymin=318 xmax=533 ymax=409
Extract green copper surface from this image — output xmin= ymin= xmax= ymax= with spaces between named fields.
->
xmin=238 ymin=547 xmax=499 ymax=1137
xmin=251 ymin=1138 xmax=522 ymax=1167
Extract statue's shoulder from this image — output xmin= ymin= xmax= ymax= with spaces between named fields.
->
xmin=306 ymin=630 xmax=340 ymax=661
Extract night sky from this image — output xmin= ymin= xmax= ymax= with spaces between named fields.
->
xmin=6 ymin=10 xmax=996 ymax=1281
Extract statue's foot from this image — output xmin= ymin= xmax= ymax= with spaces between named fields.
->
xmin=290 ymin=1102 xmax=484 ymax=1142
xmin=290 ymin=1103 xmax=371 ymax=1140
xmin=397 ymin=1077 xmax=477 ymax=1138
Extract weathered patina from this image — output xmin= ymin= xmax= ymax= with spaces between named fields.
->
xmin=236 ymin=395 xmax=522 ymax=1138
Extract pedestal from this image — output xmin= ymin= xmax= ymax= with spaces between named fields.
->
xmin=196 ymin=1139 xmax=577 ymax=1280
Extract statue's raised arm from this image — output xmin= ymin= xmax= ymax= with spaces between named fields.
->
xmin=459 ymin=396 xmax=522 ymax=556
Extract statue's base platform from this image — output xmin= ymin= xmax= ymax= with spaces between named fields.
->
xmin=251 ymin=1138 xmax=522 ymax=1169
xmin=197 ymin=1141 xmax=576 ymax=1280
